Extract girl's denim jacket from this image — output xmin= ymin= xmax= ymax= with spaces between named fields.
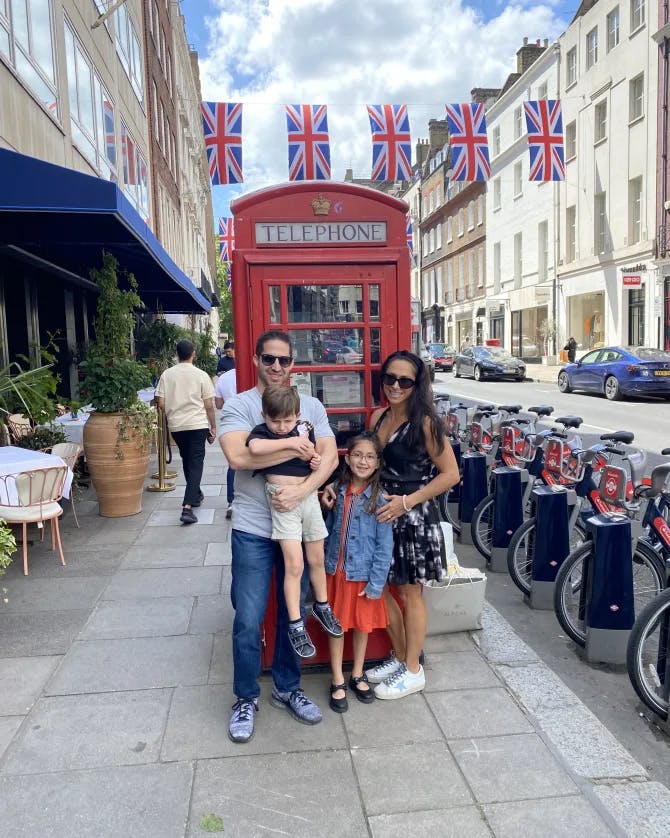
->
xmin=325 ymin=483 xmax=393 ymax=599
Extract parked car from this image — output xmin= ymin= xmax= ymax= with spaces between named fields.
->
xmin=428 ymin=343 xmax=455 ymax=372
xmin=418 ymin=343 xmax=436 ymax=382
xmin=453 ymin=346 xmax=526 ymax=382
xmin=321 ymin=340 xmax=346 ymax=363
xmin=557 ymin=346 xmax=670 ymax=401
xmin=335 ymin=346 xmax=363 ymax=364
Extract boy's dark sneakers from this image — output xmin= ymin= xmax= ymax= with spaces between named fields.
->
xmin=311 ymin=602 xmax=343 ymax=637
xmin=180 ymin=507 xmax=198 ymax=525
xmin=288 ymin=622 xmax=316 ymax=658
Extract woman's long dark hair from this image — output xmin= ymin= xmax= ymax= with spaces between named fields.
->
xmin=380 ymin=350 xmax=445 ymax=454
xmin=336 ymin=432 xmax=385 ymax=513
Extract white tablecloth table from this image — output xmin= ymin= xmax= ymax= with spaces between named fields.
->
xmin=51 ymin=388 xmax=155 ymax=444
xmin=0 ymin=447 xmax=73 ymax=503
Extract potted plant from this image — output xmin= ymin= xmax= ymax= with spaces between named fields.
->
xmin=80 ymin=253 xmax=155 ymax=517
xmin=0 ymin=520 xmax=17 ymax=600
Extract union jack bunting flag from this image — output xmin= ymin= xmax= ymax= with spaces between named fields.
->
xmin=523 ymin=99 xmax=565 ymax=181
xmin=218 ymin=217 xmax=235 ymax=263
xmin=406 ymin=215 xmax=414 ymax=257
xmin=444 ymin=103 xmax=491 ymax=182
xmin=103 ymin=99 xmax=116 ymax=166
xmin=285 ymin=104 xmax=331 ymax=180
xmin=367 ymin=104 xmax=412 ymax=181
xmin=201 ymin=101 xmax=243 ymax=185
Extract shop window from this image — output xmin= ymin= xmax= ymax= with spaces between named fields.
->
xmin=628 ymin=288 xmax=645 ymax=346
xmin=2 ymin=0 xmax=57 ymax=111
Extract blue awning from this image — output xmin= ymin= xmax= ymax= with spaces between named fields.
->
xmin=0 ymin=148 xmax=210 ymax=314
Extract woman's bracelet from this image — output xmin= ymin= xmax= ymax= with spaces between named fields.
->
xmin=401 ymin=495 xmax=411 ymax=513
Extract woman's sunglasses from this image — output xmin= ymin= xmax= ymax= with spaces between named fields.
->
xmin=382 ymin=373 xmax=416 ymax=390
xmin=259 ymin=353 xmax=293 ymax=368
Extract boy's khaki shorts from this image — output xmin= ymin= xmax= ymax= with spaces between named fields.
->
xmin=266 ymin=483 xmax=328 ymax=542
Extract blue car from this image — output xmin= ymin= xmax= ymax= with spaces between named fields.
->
xmin=557 ymin=346 xmax=670 ymax=401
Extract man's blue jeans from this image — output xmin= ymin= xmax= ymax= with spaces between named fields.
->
xmin=230 ymin=529 xmax=308 ymax=700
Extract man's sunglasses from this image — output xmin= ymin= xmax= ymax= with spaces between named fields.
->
xmin=382 ymin=373 xmax=416 ymax=390
xmin=259 ymin=353 xmax=293 ymax=368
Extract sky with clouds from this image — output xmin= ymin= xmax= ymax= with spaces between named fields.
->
xmin=179 ymin=0 xmax=578 ymax=221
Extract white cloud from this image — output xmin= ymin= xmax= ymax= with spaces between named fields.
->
xmin=197 ymin=0 xmax=568 ymax=204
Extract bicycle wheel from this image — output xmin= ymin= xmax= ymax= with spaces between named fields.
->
xmin=627 ymin=587 xmax=670 ymax=720
xmin=471 ymin=493 xmax=494 ymax=560
xmin=439 ymin=492 xmax=461 ymax=536
xmin=507 ymin=518 xmax=588 ymax=596
xmin=555 ymin=540 xmax=666 ymax=648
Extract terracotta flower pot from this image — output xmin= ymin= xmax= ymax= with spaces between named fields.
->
xmin=83 ymin=411 xmax=151 ymax=517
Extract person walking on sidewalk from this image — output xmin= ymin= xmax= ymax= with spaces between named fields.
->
xmin=564 ymin=336 xmax=577 ymax=364
xmin=247 ymin=384 xmax=342 ymax=660
xmin=324 ymin=432 xmax=393 ymax=714
xmin=366 ymin=350 xmax=459 ymax=699
xmin=216 ymin=340 xmax=235 ymax=374
xmin=219 ymin=329 xmax=338 ymax=743
xmin=215 ymin=366 xmax=237 ymax=518
xmin=155 ymin=339 xmax=216 ymax=525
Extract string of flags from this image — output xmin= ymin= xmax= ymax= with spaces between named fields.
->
xmin=201 ymin=100 xmax=565 ymax=186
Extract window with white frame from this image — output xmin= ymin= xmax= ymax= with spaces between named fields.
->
xmin=493 ymin=177 xmax=501 ymax=210
xmin=121 ymin=121 xmax=150 ymax=221
xmin=468 ymin=201 xmax=475 ymax=230
xmin=513 ymin=161 xmax=523 ymax=197
xmin=64 ymin=20 xmax=117 ymax=181
xmin=607 ymin=7 xmax=620 ymax=51
xmin=566 ymin=205 xmax=576 ymax=262
xmin=436 ymin=265 xmax=443 ymax=303
xmin=446 ymin=260 xmax=454 ymax=302
xmin=493 ymin=242 xmax=501 ymax=293
xmin=435 ymin=183 xmax=441 ymax=206
xmin=446 ymin=216 xmax=453 ymax=242
xmin=458 ymin=209 xmax=464 ymax=236
xmin=115 ymin=3 xmax=144 ymax=103
xmin=478 ymin=246 xmax=484 ymax=287
xmin=152 ymin=80 xmax=159 ymax=139
xmin=631 ymin=0 xmax=645 ymax=31
xmin=468 ymin=251 xmax=475 ymax=297
xmin=491 ymin=124 xmax=500 ymax=156
xmin=594 ymin=192 xmax=607 ymax=254
xmin=458 ymin=254 xmax=465 ymax=298
xmin=1 ymin=0 xmax=58 ymax=112
xmin=429 ymin=228 xmax=435 ymax=253
xmin=565 ymin=120 xmax=577 ymax=159
xmin=477 ymin=194 xmax=484 ymax=225
xmin=513 ymin=106 xmax=523 ymax=139
xmin=538 ymin=81 xmax=548 ymax=100
xmin=594 ymin=100 xmax=607 ymax=143
xmin=629 ymin=74 xmax=644 ymax=121
xmin=628 ymin=176 xmax=642 ymax=244
xmin=436 ymin=223 xmax=442 ymax=250
xmin=423 ymin=232 xmax=429 ymax=255
xmin=538 ymin=220 xmax=548 ymax=283
xmin=566 ymin=47 xmax=577 ymax=87
xmin=513 ymin=232 xmax=522 ymax=286
xmin=586 ymin=27 xmax=598 ymax=69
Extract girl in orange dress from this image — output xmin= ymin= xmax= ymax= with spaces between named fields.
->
xmin=324 ymin=434 xmax=394 ymax=713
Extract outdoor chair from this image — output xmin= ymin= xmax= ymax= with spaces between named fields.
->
xmin=49 ymin=442 xmax=84 ymax=528
xmin=7 ymin=413 xmax=32 ymax=443
xmin=0 ymin=466 xmax=68 ymax=575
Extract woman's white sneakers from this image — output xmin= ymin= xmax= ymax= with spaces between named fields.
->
xmin=373 ymin=663 xmax=425 ymax=700
xmin=365 ymin=654 xmax=402 ymax=684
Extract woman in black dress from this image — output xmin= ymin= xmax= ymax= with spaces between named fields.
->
xmin=365 ymin=350 xmax=459 ymax=699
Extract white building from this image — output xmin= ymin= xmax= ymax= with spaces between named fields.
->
xmin=558 ymin=0 xmax=658 ymax=350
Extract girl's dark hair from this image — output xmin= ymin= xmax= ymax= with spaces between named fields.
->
xmin=337 ymin=432 xmax=384 ymax=513
xmin=380 ymin=350 xmax=445 ymax=453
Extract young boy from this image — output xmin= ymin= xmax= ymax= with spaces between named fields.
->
xmin=247 ymin=384 xmax=342 ymax=658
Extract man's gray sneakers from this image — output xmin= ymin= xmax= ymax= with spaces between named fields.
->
xmin=271 ymin=688 xmax=322 ymax=724
xmin=228 ymin=698 xmax=258 ymax=743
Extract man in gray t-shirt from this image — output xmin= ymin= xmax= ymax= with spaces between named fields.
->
xmin=219 ymin=330 xmax=337 ymax=744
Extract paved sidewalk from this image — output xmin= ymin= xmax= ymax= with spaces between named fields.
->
xmin=1 ymin=445 xmax=669 ymax=837
xmin=523 ymin=363 xmax=565 ymax=385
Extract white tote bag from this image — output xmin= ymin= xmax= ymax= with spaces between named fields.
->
xmin=422 ymin=522 xmax=487 ymax=635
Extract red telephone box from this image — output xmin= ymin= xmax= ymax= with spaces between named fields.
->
xmin=230 ymin=181 xmax=412 ymax=668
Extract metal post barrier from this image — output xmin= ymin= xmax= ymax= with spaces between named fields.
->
xmin=489 ymin=466 xmax=524 ymax=573
xmin=447 ymin=440 xmax=461 ymax=525
xmin=459 ymin=452 xmax=488 ymax=545
xmin=147 ymin=405 xmax=176 ymax=493
xmin=528 ymin=485 xmax=573 ymax=608
xmin=583 ymin=513 xmax=634 ymax=664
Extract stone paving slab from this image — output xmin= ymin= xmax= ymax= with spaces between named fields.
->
xmin=45 ymin=635 xmax=213 ymax=694
xmin=207 ymin=632 xmax=233 ymax=684
xmin=188 ymin=594 xmax=232 ymax=634
xmin=342 ymin=691 xmax=443 ymax=748
xmin=147 ymin=508 xmax=216 ymax=526
xmin=132 ymin=524 xmax=233 ymax=546
xmin=204 ymin=541 xmax=231 ymax=565
xmin=161 ymin=681 xmax=347 ymax=761
xmin=101 ymin=566 xmax=222 ymax=600
xmin=120 ymin=544 xmax=207 ymax=569
xmin=592 ymin=781 xmax=670 ymax=836
xmin=0 ymin=576 xmax=107 ymax=613
xmin=1 ymin=688 xmax=173 ymax=773
xmin=0 ymin=762 xmax=193 ymax=838
xmin=80 ymin=597 xmax=194 ymax=640
xmin=475 ymin=603 xmax=541 ymax=664
xmin=0 ymin=610 xmax=89 ymax=657
xmin=483 ymin=795 xmax=615 ymax=837
xmin=423 ymin=650 xmax=501 ymax=692
xmin=368 ymin=806 xmax=492 ymax=838
xmin=0 ymin=717 xmax=22 ymax=761
xmin=352 ymin=740 xmax=473 ymax=815
xmin=426 ymin=687 xmax=534 ymax=739
xmin=186 ymin=751 xmax=367 ymax=838
xmin=495 ymin=661 xmax=583 ymax=713
xmin=0 ymin=655 xmax=60 ymax=715
xmin=423 ymin=631 xmax=474 ymax=653
xmin=449 ymin=733 xmax=579 ymax=804
xmin=2 ymin=548 xmax=125 ymax=579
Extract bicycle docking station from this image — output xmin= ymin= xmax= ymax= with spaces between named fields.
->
xmin=459 ymin=452 xmax=488 ymax=545
xmin=448 ymin=441 xmax=462 ymax=525
xmin=526 ymin=484 xmax=574 ymax=609
xmin=489 ymin=466 xmax=524 ymax=573
xmin=581 ymin=514 xmax=634 ymax=665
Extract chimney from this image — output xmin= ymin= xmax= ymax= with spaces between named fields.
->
xmin=344 ymin=168 xmax=353 ymax=182
xmin=415 ymin=139 xmax=430 ymax=168
xmin=428 ymin=119 xmax=449 ymax=151
xmin=516 ymin=37 xmax=547 ymax=74
xmin=471 ymin=87 xmax=502 ymax=105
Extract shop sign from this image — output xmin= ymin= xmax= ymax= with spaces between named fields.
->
xmin=622 ymin=275 xmax=642 ymax=287
xmin=255 ymin=221 xmax=387 ymax=245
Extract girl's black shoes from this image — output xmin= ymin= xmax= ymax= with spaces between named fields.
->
xmin=329 ymin=682 xmax=348 ymax=713
xmin=349 ymin=673 xmax=375 ymax=703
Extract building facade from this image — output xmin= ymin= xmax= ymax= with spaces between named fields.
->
xmin=653 ymin=1 xmax=670 ymax=349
